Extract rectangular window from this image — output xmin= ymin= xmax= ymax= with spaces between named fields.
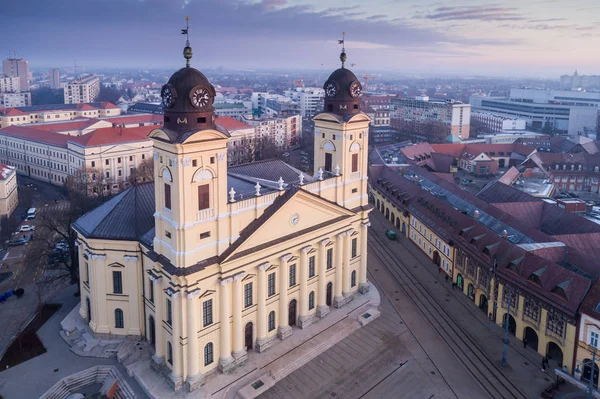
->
xmin=351 ymin=238 xmax=357 ymax=258
xmin=268 ymin=273 xmax=276 ymax=297
xmin=591 ymin=332 xmax=599 ymax=348
xmin=268 ymin=311 xmax=275 ymax=331
xmin=164 ymin=183 xmax=171 ymax=209
xmin=85 ymin=262 xmax=89 ymax=283
xmin=308 ymin=256 xmax=315 ymax=278
xmin=165 ymin=230 xmax=171 ymax=239
xmin=192 ymin=159 xmax=197 ymax=167
xmin=129 ymin=156 xmax=133 ymax=161
xmin=112 ymin=271 xmax=123 ymax=294
xmin=289 ymin=264 xmax=296 ymax=287
xmin=202 ymin=299 xmax=213 ymax=327
xmin=244 ymin=283 xmax=253 ymax=308
xmin=200 ymin=231 xmax=211 ymax=239
xmin=210 ymin=156 xmax=215 ymax=164
xmin=326 ymin=248 xmax=333 ymax=270
xmin=198 ymin=184 xmax=210 ymax=210
xmin=91 ymin=161 xmax=95 ymax=168
xmin=105 ymin=159 xmax=109 ymax=165
xmin=351 ymin=153 xmax=358 ymax=173
xmin=166 ymin=298 xmax=172 ymax=326
xmin=148 ymin=278 xmax=154 ymax=303
xmin=117 ymin=157 xmax=121 ymax=163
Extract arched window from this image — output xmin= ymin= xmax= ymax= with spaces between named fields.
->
xmin=309 ymin=291 xmax=315 ymax=310
xmin=167 ymin=342 xmax=173 ymax=365
xmin=268 ymin=311 xmax=276 ymax=332
xmin=114 ymin=308 xmax=124 ymax=328
xmin=204 ymin=342 xmax=214 ymax=366
xmin=351 ymin=271 xmax=357 ymax=287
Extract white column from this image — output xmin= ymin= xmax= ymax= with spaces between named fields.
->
xmin=298 ymin=246 xmax=313 ymax=329
xmin=168 ymin=290 xmax=183 ymax=390
xmin=342 ymin=229 xmax=354 ymax=297
xmin=232 ymin=272 xmax=248 ymax=365
xmin=90 ymin=255 xmax=109 ymax=334
xmin=359 ymin=222 xmax=371 ymax=293
xmin=278 ymin=253 xmax=293 ymax=340
xmin=256 ymin=262 xmax=271 ymax=352
xmin=333 ymin=232 xmax=346 ymax=308
xmin=316 ymin=239 xmax=330 ymax=318
xmin=151 ymin=277 xmax=165 ymax=368
xmin=186 ymin=289 xmax=202 ymax=391
xmin=218 ymin=277 xmax=234 ymax=373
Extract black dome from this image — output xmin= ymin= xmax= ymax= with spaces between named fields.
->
xmin=323 ymin=67 xmax=362 ymax=116
xmin=161 ymin=66 xmax=217 ymax=141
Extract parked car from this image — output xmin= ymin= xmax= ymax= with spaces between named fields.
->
xmin=300 ymin=151 xmax=308 ymax=156
xmin=9 ymin=238 xmax=28 ymax=246
xmin=19 ymin=225 xmax=35 ymax=232
xmin=48 ymin=249 xmax=67 ymax=264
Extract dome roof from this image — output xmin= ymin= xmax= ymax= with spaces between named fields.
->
xmin=165 ymin=67 xmax=215 ymax=115
xmin=322 ymin=67 xmax=362 ymax=116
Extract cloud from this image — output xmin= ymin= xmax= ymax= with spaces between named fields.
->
xmin=425 ymin=5 xmax=523 ymax=21
xmin=260 ymin=0 xmax=286 ymax=10
xmin=527 ymin=18 xmax=566 ymax=23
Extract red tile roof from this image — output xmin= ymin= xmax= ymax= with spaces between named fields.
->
xmin=98 ymin=102 xmax=119 ymax=109
xmin=0 ymin=108 xmax=27 ymax=117
xmin=104 ymin=114 xmax=163 ymax=126
xmin=216 ymin=116 xmax=253 ymax=132
xmin=76 ymin=103 xmax=97 ymax=111
xmin=0 ymin=164 xmax=15 ymax=179
xmin=31 ymin=119 xmax=104 ymax=132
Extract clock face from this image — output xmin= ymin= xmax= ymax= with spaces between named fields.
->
xmin=290 ymin=213 xmax=299 ymax=226
xmin=190 ymin=86 xmax=211 ymax=108
xmin=161 ymin=85 xmax=176 ymax=108
xmin=350 ymin=81 xmax=362 ymax=98
xmin=325 ymin=82 xmax=338 ymax=98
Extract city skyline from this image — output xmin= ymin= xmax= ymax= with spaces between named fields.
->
xmin=1 ymin=0 xmax=599 ymax=77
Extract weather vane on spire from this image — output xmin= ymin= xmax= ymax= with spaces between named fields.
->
xmin=338 ymin=32 xmax=347 ymax=68
xmin=182 ymin=16 xmax=192 ymax=67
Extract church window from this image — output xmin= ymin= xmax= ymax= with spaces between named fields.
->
xmin=352 ymin=188 xmax=358 ymax=193
xmin=309 ymin=291 xmax=315 ymax=310
xmin=192 ymin=159 xmax=197 ymax=167
xmin=210 ymin=157 xmax=215 ymax=164
xmin=105 ymin=159 xmax=109 ymax=166
xmin=351 ymin=238 xmax=357 ymax=258
xmin=203 ymin=299 xmax=213 ymax=327
xmin=166 ymin=298 xmax=172 ymax=326
xmin=326 ymin=248 xmax=333 ymax=270
xmin=322 ymin=132 xmax=325 ymax=138
xmin=115 ymin=308 xmax=124 ymax=328
xmin=352 ymin=153 xmax=358 ymax=173
xmin=289 ymin=264 xmax=296 ymax=287
xmin=268 ymin=311 xmax=276 ymax=331
xmin=332 ymin=134 xmax=336 ymax=140
xmin=167 ymin=342 xmax=173 ymax=365
xmin=351 ymin=271 xmax=357 ymax=287
xmin=198 ymin=184 xmax=210 ymax=210
xmin=268 ymin=273 xmax=275 ymax=297
xmin=165 ymin=231 xmax=171 ymax=239
xmin=148 ymin=279 xmax=154 ymax=303
xmin=308 ymin=256 xmax=315 ymax=278
xmin=164 ymin=183 xmax=172 ymax=209
xmin=200 ymin=231 xmax=210 ymax=239
xmin=244 ymin=283 xmax=253 ymax=308
xmin=204 ymin=343 xmax=214 ymax=366
xmin=112 ymin=271 xmax=123 ymax=294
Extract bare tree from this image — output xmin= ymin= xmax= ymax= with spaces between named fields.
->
xmin=0 ymin=215 xmax=19 ymax=248
xmin=128 ymin=158 xmax=154 ymax=186
xmin=255 ymin=135 xmax=279 ymax=161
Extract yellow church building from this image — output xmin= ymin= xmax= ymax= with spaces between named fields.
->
xmin=73 ymin=39 xmax=372 ymax=391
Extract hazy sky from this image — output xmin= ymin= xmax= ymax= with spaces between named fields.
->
xmin=1 ymin=0 xmax=599 ymax=77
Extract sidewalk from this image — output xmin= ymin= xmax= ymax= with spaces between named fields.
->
xmin=0 ymin=285 xmax=148 ymax=399
xmin=129 ymin=285 xmax=380 ymax=399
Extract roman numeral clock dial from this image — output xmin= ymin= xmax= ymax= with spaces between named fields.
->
xmin=190 ymin=86 xmax=210 ymax=108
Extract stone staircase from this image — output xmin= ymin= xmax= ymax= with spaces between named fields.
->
xmin=40 ymin=365 xmax=136 ymax=399
xmin=117 ymin=341 xmax=153 ymax=375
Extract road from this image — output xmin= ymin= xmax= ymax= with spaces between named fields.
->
xmin=261 ymin=210 xmax=560 ymax=399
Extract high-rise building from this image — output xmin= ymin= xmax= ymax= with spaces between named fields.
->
xmin=0 ymin=76 xmax=20 ymax=93
xmin=0 ymin=92 xmax=31 ymax=108
xmin=64 ymin=75 xmax=100 ymax=104
xmin=2 ymin=58 xmax=29 ymax=91
xmin=49 ymin=68 xmax=61 ymax=89
xmin=284 ymin=87 xmax=325 ymax=117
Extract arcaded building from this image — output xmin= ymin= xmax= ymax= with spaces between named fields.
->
xmin=73 ymin=41 xmax=372 ymax=391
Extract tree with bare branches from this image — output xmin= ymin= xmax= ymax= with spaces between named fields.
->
xmin=128 ymin=158 xmax=154 ymax=186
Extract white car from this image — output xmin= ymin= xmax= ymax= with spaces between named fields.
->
xmin=20 ymin=225 xmax=35 ymax=232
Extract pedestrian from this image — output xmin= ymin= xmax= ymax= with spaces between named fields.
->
xmin=445 ymin=275 xmax=449 ymax=283
xmin=488 ymin=313 xmax=493 ymax=321
xmin=541 ymin=357 xmax=545 ymax=372
xmin=523 ymin=338 xmax=528 ymax=349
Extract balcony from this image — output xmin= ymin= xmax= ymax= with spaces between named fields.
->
xmin=197 ymin=208 xmax=215 ymax=222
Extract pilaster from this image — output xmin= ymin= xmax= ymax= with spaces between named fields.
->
xmin=359 ymin=222 xmax=370 ymax=294
xmin=298 ymin=246 xmax=313 ymax=329
xmin=333 ymin=232 xmax=346 ymax=308
xmin=232 ymin=272 xmax=248 ymax=366
xmin=316 ymin=239 xmax=331 ymax=318
xmin=151 ymin=276 xmax=165 ymax=371
xmin=218 ymin=277 xmax=234 ymax=373
xmin=167 ymin=290 xmax=183 ymax=391
xmin=255 ymin=262 xmax=272 ymax=352
xmin=185 ymin=288 xmax=203 ymax=392
xmin=278 ymin=253 xmax=293 ymax=340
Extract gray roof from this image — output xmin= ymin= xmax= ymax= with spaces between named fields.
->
xmin=229 ymin=159 xmax=315 ymax=186
xmin=73 ymin=183 xmax=155 ymax=241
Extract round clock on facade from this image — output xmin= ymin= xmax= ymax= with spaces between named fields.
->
xmin=161 ymin=84 xmax=176 ymax=108
xmin=290 ymin=213 xmax=299 ymax=226
xmin=349 ymin=81 xmax=362 ymax=98
xmin=190 ymin=86 xmax=211 ymax=108
xmin=325 ymin=81 xmax=338 ymax=98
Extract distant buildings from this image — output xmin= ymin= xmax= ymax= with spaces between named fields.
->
xmin=128 ymin=101 xmax=252 ymax=120
xmin=3 ymin=57 xmax=29 ymax=91
xmin=49 ymin=68 xmax=61 ymax=89
xmin=560 ymin=71 xmax=600 ymax=90
xmin=390 ymin=96 xmax=471 ymax=141
xmin=361 ymin=96 xmax=391 ymax=127
xmin=284 ymin=87 xmax=324 ymax=117
xmin=0 ymin=92 xmax=31 ymax=108
xmin=64 ymin=75 xmax=100 ymax=104
xmin=0 ymin=164 xmax=18 ymax=217
xmin=242 ymin=114 xmax=300 ymax=148
xmin=471 ymin=112 xmax=526 ymax=133
xmin=0 ymin=102 xmax=121 ymax=128
xmin=0 ymin=76 xmax=20 ymax=93
xmin=470 ymin=89 xmax=600 ymax=137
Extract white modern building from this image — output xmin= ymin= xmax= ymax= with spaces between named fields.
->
xmin=3 ymin=58 xmax=29 ymax=91
xmin=0 ymin=102 xmax=121 ymax=128
xmin=242 ymin=113 xmax=301 ymax=148
xmin=64 ymin=75 xmax=101 ymax=104
xmin=471 ymin=112 xmax=527 ymax=133
xmin=0 ymin=76 xmax=20 ymax=93
xmin=0 ymin=92 xmax=31 ymax=108
xmin=284 ymin=87 xmax=324 ymax=117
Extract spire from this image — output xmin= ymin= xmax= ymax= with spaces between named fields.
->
xmin=338 ymin=32 xmax=347 ymax=68
xmin=182 ymin=16 xmax=192 ymax=67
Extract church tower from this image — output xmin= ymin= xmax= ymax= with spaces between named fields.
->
xmin=150 ymin=24 xmax=231 ymax=268
xmin=313 ymin=36 xmax=371 ymax=210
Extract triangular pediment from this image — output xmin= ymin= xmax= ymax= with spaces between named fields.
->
xmin=221 ymin=188 xmax=355 ymax=262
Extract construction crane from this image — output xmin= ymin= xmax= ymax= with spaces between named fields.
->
xmin=363 ymin=74 xmax=375 ymax=92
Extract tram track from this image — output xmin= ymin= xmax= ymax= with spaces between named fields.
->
xmin=367 ymin=224 xmax=527 ymax=399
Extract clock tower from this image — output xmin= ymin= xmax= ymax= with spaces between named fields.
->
xmin=313 ymin=39 xmax=370 ymax=210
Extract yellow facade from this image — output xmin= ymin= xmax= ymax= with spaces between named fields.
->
xmin=575 ymin=313 xmax=600 ymax=382
xmin=76 ymin=106 xmax=372 ymax=392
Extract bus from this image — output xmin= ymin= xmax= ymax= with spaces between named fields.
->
xmin=26 ymin=208 xmax=36 ymax=220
